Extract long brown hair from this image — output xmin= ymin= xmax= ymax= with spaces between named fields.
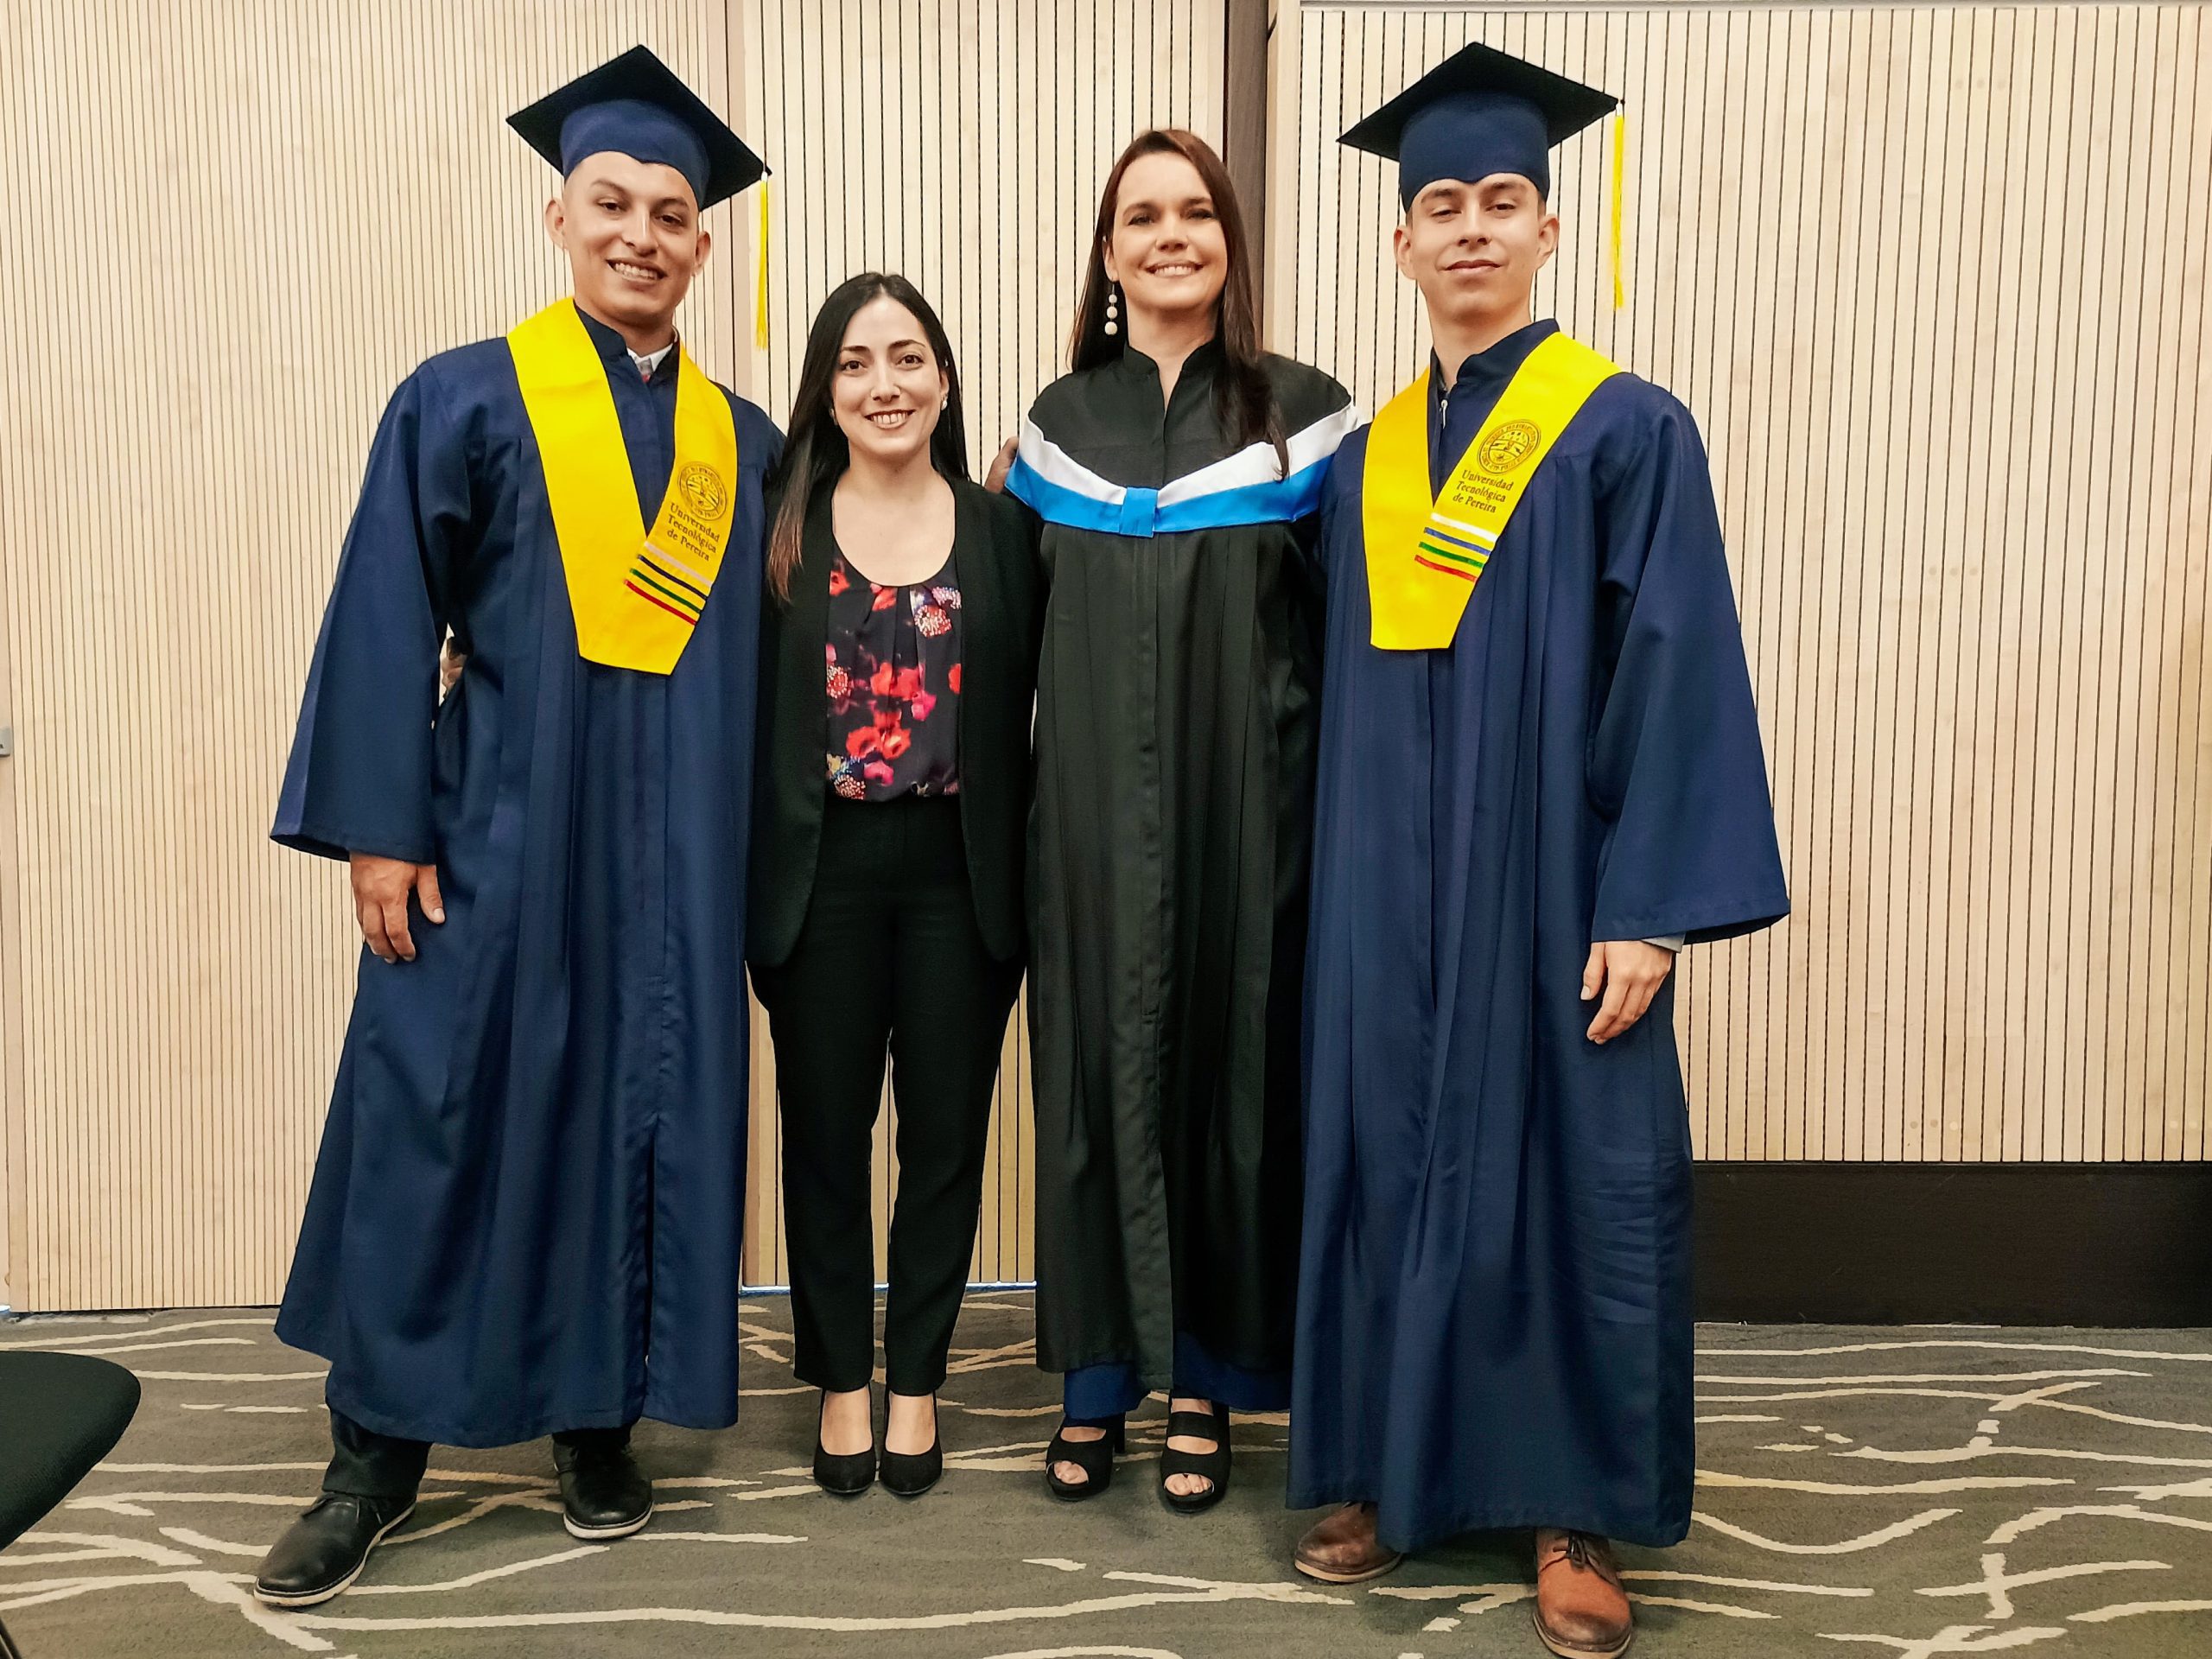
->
xmin=765 ymin=272 xmax=970 ymax=603
xmin=1070 ymin=129 xmax=1285 ymax=474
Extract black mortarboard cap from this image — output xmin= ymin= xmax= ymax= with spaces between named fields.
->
xmin=507 ymin=45 xmax=767 ymax=211
xmin=1338 ymin=39 xmax=1617 ymax=208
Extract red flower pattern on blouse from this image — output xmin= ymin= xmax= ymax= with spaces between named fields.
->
xmin=823 ymin=550 xmax=962 ymax=800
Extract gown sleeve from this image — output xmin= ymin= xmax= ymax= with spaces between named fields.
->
xmin=271 ymin=364 xmax=472 ymax=863
xmin=1313 ymin=429 xmax=1369 ymax=587
xmin=1586 ymin=395 xmax=1789 ymax=945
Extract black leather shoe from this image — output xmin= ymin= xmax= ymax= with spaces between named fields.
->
xmin=554 ymin=1438 xmax=653 ymax=1540
xmin=253 ymin=1492 xmax=416 ymax=1606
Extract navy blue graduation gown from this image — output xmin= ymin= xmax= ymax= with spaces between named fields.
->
xmin=1289 ymin=321 xmax=1787 ymax=1551
xmin=271 ymin=308 xmax=779 ymax=1446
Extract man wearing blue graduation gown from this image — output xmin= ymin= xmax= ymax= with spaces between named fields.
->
xmin=1288 ymin=42 xmax=1787 ymax=1656
xmin=254 ymin=49 xmax=778 ymax=1608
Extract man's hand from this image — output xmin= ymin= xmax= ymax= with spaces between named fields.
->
xmin=351 ymin=853 xmax=445 ymax=963
xmin=984 ymin=435 xmax=1018 ymax=494
xmin=1581 ymin=939 xmax=1674 ymax=1044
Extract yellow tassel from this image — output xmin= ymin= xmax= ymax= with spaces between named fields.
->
xmin=754 ymin=181 xmax=772 ymax=349
xmin=1610 ymin=111 xmax=1629 ymax=311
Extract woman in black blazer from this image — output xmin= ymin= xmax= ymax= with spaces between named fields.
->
xmin=750 ymin=273 xmax=1040 ymax=1502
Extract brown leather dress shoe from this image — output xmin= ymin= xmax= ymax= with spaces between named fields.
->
xmin=1293 ymin=1501 xmax=1404 ymax=1584
xmin=1532 ymin=1528 xmax=1633 ymax=1657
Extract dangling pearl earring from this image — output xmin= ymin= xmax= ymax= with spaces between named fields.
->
xmin=1103 ymin=281 xmax=1121 ymax=338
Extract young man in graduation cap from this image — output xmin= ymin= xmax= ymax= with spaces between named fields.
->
xmin=253 ymin=48 xmax=779 ymax=1607
xmin=1287 ymin=40 xmax=1788 ymax=1657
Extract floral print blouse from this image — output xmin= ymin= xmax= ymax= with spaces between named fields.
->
xmin=824 ymin=547 xmax=962 ymax=801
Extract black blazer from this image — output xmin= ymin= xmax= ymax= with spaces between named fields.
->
xmin=749 ymin=476 xmax=1042 ymax=968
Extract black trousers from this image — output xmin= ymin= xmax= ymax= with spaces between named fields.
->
xmin=752 ymin=795 xmax=1021 ymax=1396
xmin=321 ymin=1409 xmax=632 ymax=1500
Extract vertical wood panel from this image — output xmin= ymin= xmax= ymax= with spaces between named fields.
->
xmin=1277 ymin=3 xmax=2212 ymax=1166
xmin=0 ymin=396 xmax=22 ymax=1308
xmin=731 ymin=0 xmax=1224 ymax=1288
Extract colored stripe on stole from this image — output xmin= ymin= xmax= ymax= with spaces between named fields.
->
xmin=626 ymin=570 xmax=702 ymax=623
xmin=1413 ymin=554 xmax=1481 ymax=582
xmin=629 ymin=563 xmax=703 ymax=615
xmin=1421 ymin=523 xmax=1491 ymax=556
xmin=626 ymin=580 xmax=702 ymax=625
xmin=1416 ymin=537 xmax=1487 ymax=570
xmin=638 ymin=551 xmax=709 ymax=604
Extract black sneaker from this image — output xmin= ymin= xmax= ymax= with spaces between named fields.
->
xmin=554 ymin=1437 xmax=653 ymax=1539
xmin=253 ymin=1493 xmax=416 ymax=1607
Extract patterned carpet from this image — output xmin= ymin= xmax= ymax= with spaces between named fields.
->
xmin=4 ymin=1295 xmax=2211 ymax=1658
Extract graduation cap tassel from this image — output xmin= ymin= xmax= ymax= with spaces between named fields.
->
xmin=1610 ymin=111 xmax=1629 ymax=311
xmin=754 ymin=181 xmax=772 ymax=350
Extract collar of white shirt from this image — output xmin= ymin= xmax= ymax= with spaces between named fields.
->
xmin=630 ymin=339 xmax=677 ymax=379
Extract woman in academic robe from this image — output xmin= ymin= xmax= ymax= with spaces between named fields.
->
xmin=750 ymin=273 xmax=1041 ymax=1500
xmin=996 ymin=129 xmax=1359 ymax=1511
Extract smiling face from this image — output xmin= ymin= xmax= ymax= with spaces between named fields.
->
xmin=1101 ymin=149 xmax=1230 ymax=330
xmin=830 ymin=293 xmax=949 ymax=468
xmin=543 ymin=150 xmax=713 ymax=342
xmin=1394 ymin=173 xmax=1558 ymax=335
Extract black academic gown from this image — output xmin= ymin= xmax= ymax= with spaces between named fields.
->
xmin=1012 ymin=342 xmax=1354 ymax=1388
xmin=272 ymin=306 xmax=780 ymax=1446
xmin=1290 ymin=321 xmax=1788 ymax=1551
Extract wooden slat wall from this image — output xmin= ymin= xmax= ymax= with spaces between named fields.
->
xmin=5 ymin=0 xmax=2202 ymax=1314
xmin=0 ymin=0 xmax=746 ymax=1311
xmin=733 ymin=0 xmax=1225 ymax=1288
xmin=1277 ymin=2 xmax=2212 ymax=1162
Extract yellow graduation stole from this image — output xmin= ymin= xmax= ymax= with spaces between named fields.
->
xmin=1363 ymin=332 xmax=1620 ymax=650
xmin=507 ymin=300 xmax=741 ymax=675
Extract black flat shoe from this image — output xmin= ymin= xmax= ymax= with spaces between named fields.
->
xmin=1045 ymin=1415 xmax=1124 ymax=1502
xmin=813 ymin=1390 xmax=876 ymax=1497
xmin=253 ymin=1492 xmax=416 ymax=1607
xmin=555 ymin=1435 xmax=654 ymax=1539
xmin=1159 ymin=1402 xmax=1230 ymax=1514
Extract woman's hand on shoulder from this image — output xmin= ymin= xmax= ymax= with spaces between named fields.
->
xmin=984 ymin=435 xmax=1018 ymax=494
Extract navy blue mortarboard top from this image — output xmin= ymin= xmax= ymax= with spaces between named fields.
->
xmin=508 ymin=46 xmax=767 ymax=211
xmin=1338 ymin=39 xmax=1616 ymax=208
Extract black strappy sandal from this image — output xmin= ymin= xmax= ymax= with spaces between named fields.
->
xmin=1158 ymin=1402 xmax=1230 ymax=1514
xmin=1044 ymin=1416 xmax=1125 ymax=1502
